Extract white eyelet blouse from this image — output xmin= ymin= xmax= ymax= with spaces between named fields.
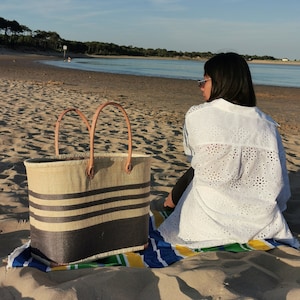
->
xmin=158 ymin=98 xmax=299 ymax=249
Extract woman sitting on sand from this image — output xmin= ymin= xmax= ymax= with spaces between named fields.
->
xmin=158 ymin=52 xmax=299 ymax=249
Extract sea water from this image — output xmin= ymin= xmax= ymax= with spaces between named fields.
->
xmin=41 ymin=57 xmax=300 ymax=88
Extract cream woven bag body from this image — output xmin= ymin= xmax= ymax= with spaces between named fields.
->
xmin=24 ymin=102 xmax=151 ymax=264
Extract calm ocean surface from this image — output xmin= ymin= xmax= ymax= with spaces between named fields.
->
xmin=42 ymin=57 xmax=300 ymax=88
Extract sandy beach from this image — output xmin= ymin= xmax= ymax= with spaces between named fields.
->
xmin=0 ymin=52 xmax=299 ymax=299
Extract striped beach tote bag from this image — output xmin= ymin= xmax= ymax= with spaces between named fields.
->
xmin=24 ymin=102 xmax=151 ymax=265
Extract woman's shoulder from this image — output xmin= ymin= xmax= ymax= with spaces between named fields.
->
xmin=254 ymin=107 xmax=278 ymax=125
xmin=186 ymin=98 xmax=223 ymax=115
xmin=187 ymin=100 xmax=278 ymax=125
xmin=186 ymin=101 xmax=212 ymax=115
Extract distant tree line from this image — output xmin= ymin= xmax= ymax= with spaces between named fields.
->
xmin=0 ymin=16 xmax=277 ymax=60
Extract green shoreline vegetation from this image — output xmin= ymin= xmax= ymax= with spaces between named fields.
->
xmin=0 ymin=16 xmax=297 ymax=62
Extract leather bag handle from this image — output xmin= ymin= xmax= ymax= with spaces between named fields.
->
xmin=55 ymin=108 xmax=91 ymax=156
xmin=87 ymin=102 xmax=132 ymax=178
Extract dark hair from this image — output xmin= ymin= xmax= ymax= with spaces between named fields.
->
xmin=204 ymin=52 xmax=256 ymax=107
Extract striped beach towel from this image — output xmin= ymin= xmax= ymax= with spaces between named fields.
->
xmin=7 ymin=210 xmax=281 ymax=272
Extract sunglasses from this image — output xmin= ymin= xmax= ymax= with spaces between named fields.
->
xmin=197 ymin=78 xmax=211 ymax=88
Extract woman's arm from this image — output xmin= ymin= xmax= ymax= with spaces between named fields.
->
xmin=164 ymin=167 xmax=194 ymax=208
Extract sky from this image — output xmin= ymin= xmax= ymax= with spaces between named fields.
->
xmin=1 ymin=0 xmax=300 ymax=60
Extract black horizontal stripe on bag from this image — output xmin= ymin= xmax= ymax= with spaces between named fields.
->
xmin=29 ymin=191 xmax=150 ymax=211
xmin=30 ymin=215 xmax=149 ymax=263
xmin=29 ymin=201 xmax=149 ymax=223
xmin=28 ymin=181 xmax=150 ymax=200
